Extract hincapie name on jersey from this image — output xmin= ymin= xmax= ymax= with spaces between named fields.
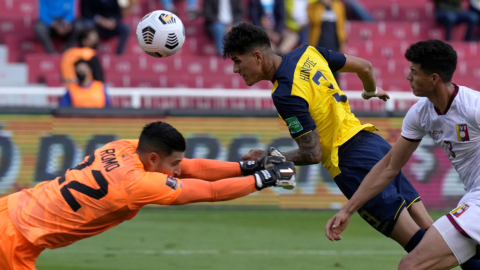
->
xmin=299 ymin=57 xmax=317 ymax=82
xmin=100 ymin=149 xmax=120 ymax=172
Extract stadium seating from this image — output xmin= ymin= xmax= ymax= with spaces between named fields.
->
xmin=1 ymin=0 xmax=479 ymax=92
xmin=356 ymin=0 xmax=434 ymax=22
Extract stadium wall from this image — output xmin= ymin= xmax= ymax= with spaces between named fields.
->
xmin=0 ymin=111 xmax=464 ymax=210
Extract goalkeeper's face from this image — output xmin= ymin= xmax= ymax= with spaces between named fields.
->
xmin=144 ymin=150 xmax=184 ymax=177
xmin=231 ymin=51 xmax=264 ymax=86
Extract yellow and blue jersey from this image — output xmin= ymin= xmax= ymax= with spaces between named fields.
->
xmin=271 ymin=45 xmax=376 ymax=178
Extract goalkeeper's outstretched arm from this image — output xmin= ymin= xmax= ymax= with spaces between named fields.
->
xmin=179 ymin=158 xmax=242 ymax=181
xmin=171 ymin=162 xmax=296 ymax=205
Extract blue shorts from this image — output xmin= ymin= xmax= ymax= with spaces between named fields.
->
xmin=334 ymin=131 xmax=421 ymax=237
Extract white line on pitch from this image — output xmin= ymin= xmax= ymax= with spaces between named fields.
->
xmin=44 ymin=249 xmax=405 ymax=256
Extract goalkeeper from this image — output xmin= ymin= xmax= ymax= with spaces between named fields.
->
xmin=0 ymin=121 xmax=295 ymax=270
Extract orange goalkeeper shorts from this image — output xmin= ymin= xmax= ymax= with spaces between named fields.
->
xmin=0 ymin=196 xmax=43 ymax=270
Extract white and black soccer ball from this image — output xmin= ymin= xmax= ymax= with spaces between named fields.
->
xmin=136 ymin=10 xmax=185 ymax=58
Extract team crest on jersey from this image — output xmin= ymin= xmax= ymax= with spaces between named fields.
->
xmin=166 ymin=177 xmax=178 ymax=190
xmin=451 ymin=203 xmax=469 ymax=218
xmin=456 ymin=124 xmax=470 ymax=142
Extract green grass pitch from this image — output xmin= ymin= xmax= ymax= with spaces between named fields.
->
xmin=36 ymin=209 xmax=460 ymax=270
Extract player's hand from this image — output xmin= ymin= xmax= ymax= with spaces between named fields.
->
xmin=254 ymin=161 xmax=296 ymax=190
xmin=362 ymin=87 xmax=390 ymax=102
xmin=241 ymin=149 xmax=265 ymax=161
xmin=259 ymin=147 xmax=286 ymax=169
xmin=239 ymin=147 xmax=285 ymax=175
xmin=325 ymin=209 xmax=353 ymax=241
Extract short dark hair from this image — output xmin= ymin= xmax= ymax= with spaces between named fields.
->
xmin=137 ymin=121 xmax=186 ymax=155
xmin=405 ymin=40 xmax=457 ymax=82
xmin=222 ymin=23 xmax=271 ymax=59
xmin=78 ymin=27 xmax=96 ymax=47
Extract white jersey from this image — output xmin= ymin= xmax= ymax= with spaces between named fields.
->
xmin=401 ymin=85 xmax=480 ymax=192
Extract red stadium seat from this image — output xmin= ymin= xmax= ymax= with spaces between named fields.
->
xmin=25 ymin=54 xmax=61 ymax=84
xmin=0 ymin=0 xmax=37 ymax=18
xmin=346 ymin=21 xmax=468 ymax=42
xmin=0 ymin=17 xmax=35 ymax=44
xmin=356 ymin=0 xmax=434 ymax=22
xmin=345 ymin=40 xmax=480 ymax=61
xmin=9 ymin=0 xmax=480 ymax=94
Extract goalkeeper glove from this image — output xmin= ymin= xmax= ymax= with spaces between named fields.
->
xmin=254 ymin=161 xmax=296 ymax=190
xmin=239 ymin=147 xmax=286 ymax=176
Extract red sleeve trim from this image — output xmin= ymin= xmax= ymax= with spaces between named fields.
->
xmin=401 ymin=136 xmax=422 ymax=142
xmin=447 ymin=213 xmax=472 ymax=239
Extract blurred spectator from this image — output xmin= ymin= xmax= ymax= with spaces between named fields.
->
xmin=34 ymin=0 xmax=83 ymax=55
xmin=161 ymin=0 xmax=201 ymax=20
xmin=249 ymin=0 xmax=286 ymax=52
xmin=341 ymin=0 xmax=374 ymax=21
xmin=119 ymin=0 xmax=140 ymax=16
xmin=61 ymin=28 xmax=104 ymax=85
xmin=204 ymin=0 xmax=244 ymax=56
xmin=434 ymin=0 xmax=478 ymax=41
xmin=469 ymin=0 xmax=480 ymax=39
xmin=81 ymin=0 xmax=131 ymax=55
xmin=308 ymin=0 xmax=346 ymax=52
xmin=249 ymin=0 xmax=300 ymax=55
xmin=60 ymin=60 xmax=110 ymax=108
xmin=308 ymin=0 xmax=346 ymax=82
xmin=284 ymin=0 xmax=311 ymax=52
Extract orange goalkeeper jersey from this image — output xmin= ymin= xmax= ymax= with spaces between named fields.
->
xmin=8 ymin=140 xmax=183 ymax=249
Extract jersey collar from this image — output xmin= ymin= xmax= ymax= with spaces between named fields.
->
xmin=434 ymin=83 xmax=459 ymax=116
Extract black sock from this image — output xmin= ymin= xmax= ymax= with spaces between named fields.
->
xmin=461 ymin=258 xmax=480 ymax=269
xmin=404 ymin=229 xmax=426 ymax=253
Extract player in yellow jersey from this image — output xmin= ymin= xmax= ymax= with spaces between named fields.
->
xmin=222 ymin=23 xmax=433 ymax=254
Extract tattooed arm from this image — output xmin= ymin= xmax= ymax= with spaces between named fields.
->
xmin=281 ymin=129 xmax=322 ymax=166
xmin=241 ymin=129 xmax=322 ymax=165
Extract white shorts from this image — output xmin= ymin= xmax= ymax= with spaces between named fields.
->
xmin=433 ymin=190 xmax=480 ymax=265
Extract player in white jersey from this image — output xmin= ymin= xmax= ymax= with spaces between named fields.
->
xmin=325 ymin=40 xmax=480 ymax=270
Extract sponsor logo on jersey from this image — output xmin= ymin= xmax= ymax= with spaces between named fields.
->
xmin=427 ymin=129 xmax=444 ymax=140
xmin=285 ymin=116 xmax=303 ymax=134
xmin=451 ymin=203 xmax=469 ymax=218
xmin=456 ymin=124 xmax=470 ymax=142
xmin=166 ymin=177 xmax=178 ymax=190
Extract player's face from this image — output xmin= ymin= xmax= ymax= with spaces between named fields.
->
xmin=407 ymin=62 xmax=434 ymax=97
xmin=231 ymin=53 xmax=263 ymax=86
xmin=156 ymin=151 xmax=184 ymax=177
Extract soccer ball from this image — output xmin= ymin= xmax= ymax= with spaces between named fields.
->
xmin=136 ymin=10 xmax=185 ymax=58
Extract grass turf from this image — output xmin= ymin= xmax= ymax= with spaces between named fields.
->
xmin=36 ymin=209 xmax=460 ymax=270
